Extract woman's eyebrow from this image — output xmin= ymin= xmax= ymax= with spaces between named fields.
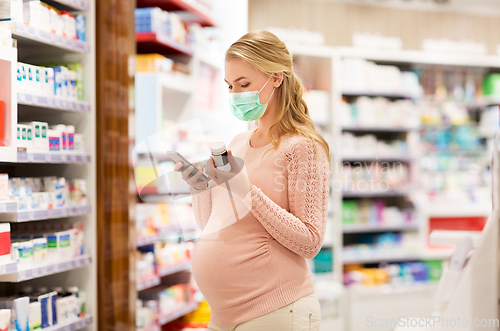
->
xmin=224 ymin=77 xmax=248 ymax=84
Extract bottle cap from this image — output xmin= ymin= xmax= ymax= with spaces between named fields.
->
xmin=67 ymin=286 xmax=79 ymax=294
xmin=52 ymin=286 xmax=63 ymax=294
xmin=210 ymin=142 xmax=227 ymax=155
xmin=37 ymin=287 xmax=48 ymax=294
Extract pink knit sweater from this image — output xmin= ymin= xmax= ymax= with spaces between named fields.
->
xmin=189 ymin=128 xmax=330 ymax=326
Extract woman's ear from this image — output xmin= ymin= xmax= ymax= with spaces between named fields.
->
xmin=272 ymin=72 xmax=284 ymax=88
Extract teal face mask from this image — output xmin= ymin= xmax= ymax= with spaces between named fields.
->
xmin=229 ymin=76 xmax=275 ymax=121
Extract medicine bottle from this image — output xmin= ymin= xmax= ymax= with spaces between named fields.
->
xmin=210 ymin=142 xmax=231 ymax=172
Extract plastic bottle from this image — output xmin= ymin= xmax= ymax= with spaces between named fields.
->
xmin=210 ymin=142 xmax=231 ymax=172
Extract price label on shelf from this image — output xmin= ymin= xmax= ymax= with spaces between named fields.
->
xmin=59 ymin=262 xmax=69 ymax=270
xmin=37 ymin=96 xmax=48 ymax=106
xmin=0 ymin=204 xmax=6 ymax=213
xmin=24 ymin=269 xmax=33 ymax=280
xmin=25 ymin=94 xmax=33 ymax=103
xmin=46 ymin=265 xmax=54 ymax=274
xmin=0 ymin=264 xmax=6 ymax=274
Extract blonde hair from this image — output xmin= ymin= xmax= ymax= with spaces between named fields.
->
xmin=225 ymin=30 xmax=331 ymax=166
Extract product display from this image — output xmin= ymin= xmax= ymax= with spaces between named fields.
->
xmin=5 ymin=176 xmax=87 ymax=210
xmin=342 ymin=200 xmax=415 ymax=227
xmin=341 ymin=58 xmax=423 ymax=97
xmin=138 ymin=283 xmax=196 ymax=327
xmin=341 ymin=132 xmax=411 ymax=158
xmin=0 ymin=286 xmax=86 ymax=330
xmin=10 ymin=220 xmax=85 ymax=265
xmin=340 ymin=163 xmax=410 ymax=192
xmin=343 ymin=260 xmax=443 ymax=286
xmin=17 ymin=62 xmax=84 ymax=102
xmin=340 ymin=97 xmax=421 ymax=129
xmin=343 ymin=232 xmax=420 ymax=262
xmin=135 ymin=8 xmax=190 ymax=46
xmin=0 ymin=223 xmax=10 ymax=262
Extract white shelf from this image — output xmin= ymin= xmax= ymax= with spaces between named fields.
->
xmin=157 ymin=302 xmax=199 ymax=326
xmin=426 ymin=204 xmax=491 ymax=218
xmin=337 ymin=47 xmax=500 ymax=68
xmin=343 ymin=155 xmax=414 ymax=162
xmin=17 ymin=150 xmax=91 ymax=163
xmin=11 ymin=22 xmax=89 ymax=53
xmin=342 ymin=189 xmax=412 ymax=198
xmin=137 ymin=225 xmax=193 ymax=246
xmin=136 ymin=73 xmax=192 ymax=95
xmin=0 ymin=254 xmax=92 ymax=282
xmin=342 ymin=253 xmax=423 ymax=264
xmin=342 ymin=223 xmax=419 ymax=233
xmin=43 ymin=315 xmax=93 ymax=331
xmin=0 ymin=200 xmax=19 ymax=213
xmin=44 ymin=0 xmax=90 ymax=11
xmin=137 ymin=276 xmax=161 ymax=291
xmin=157 ymin=261 xmax=191 ymax=277
xmin=14 ymin=205 xmax=91 ymax=222
xmin=18 ymin=92 xmax=91 ymax=113
xmin=348 ymin=282 xmax=439 ymax=296
xmin=342 ymin=126 xmax=420 ymax=132
xmin=342 ymin=90 xmax=412 ymax=99
xmin=137 ymin=325 xmax=160 ymax=331
xmin=0 ymin=260 xmax=18 ymax=275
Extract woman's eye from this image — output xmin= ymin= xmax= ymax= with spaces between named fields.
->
xmin=228 ymin=86 xmax=233 ymax=90
xmin=241 ymin=83 xmax=249 ymax=88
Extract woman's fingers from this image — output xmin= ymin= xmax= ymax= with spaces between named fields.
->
xmin=186 ymin=167 xmax=205 ymax=185
xmin=227 ymin=150 xmax=244 ymax=173
xmin=173 ymin=161 xmax=184 ymax=172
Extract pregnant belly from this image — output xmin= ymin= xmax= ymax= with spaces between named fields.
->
xmin=192 ymin=233 xmax=279 ymax=309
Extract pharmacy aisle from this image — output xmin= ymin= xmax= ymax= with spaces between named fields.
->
xmin=0 ymin=0 xmax=96 ymax=330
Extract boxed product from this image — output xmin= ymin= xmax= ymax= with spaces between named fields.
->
xmin=0 ymin=25 xmax=12 ymax=47
xmin=0 ymin=223 xmax=10 ymax=262
xmin=33 ymin=237 xmax=47 ymax=263
xmin=0 ymin=0 xmax=23 ymax=22
xmin=0 ymin=309 xmax=11 ymax=331
xmin=38 ymin=293 xmax=52 ymax=329
xmin=0 ymin=174 xmax=8 ymax=200
xmin=28 ymin=302 xmax=41 ymax=331
xmin=75 ymin=14 xmax=86 ymax=41
xmin=18 ymin=240 xmax=33 ymax=265
xmin=0 ymin=297 xmax=29 ymax=331
xmin=47 ymin=129 xmax=61 ymax=151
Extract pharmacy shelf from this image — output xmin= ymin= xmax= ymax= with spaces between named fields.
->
xmin=138 ymin=186 xmax=190 ymax=196
xmin=137 ymin=225 xmax=184 ymax=246
xmin=137 ymin=276 xmax=161 ymax=291
xmin=342 ymin=189 xmax=412 ymax=198
xmin=157 ymin=301 xmax=199 ymax=326
xmin=43 ymin=0 xmax=90 ymax=11
xmin=342 ymin=91 xmax=412 ymax=99
xmin=14 ymin=205 xmax=91 ymax=222
xmin=342 ymin=126 xmax=420 ymax=133
xmin=16 ymin=151 xmax=91 ymax=164
xmin=18 ymin=92 xmax=91 ymax=113
xmin=136 ymin=33 xmax=193 ymax=57
xmin=343 ymin=156 xmax=414 ymax=162
xmin=157 ymin=261 xmax=191 ymax=277
xmin=342 ymin=223 xmax=419 ymax=233
xmin=0 ymin=261 xmax=18 ymax=275
xmin=137 ymin=0 xmax=215 ymax=26
xmin=342 ymin=253 xmax=423 ymax=265
xmin=136 ymin=73 xmax=192 ymax=95
xmin=44 ymin=315 xmax=93 ymax=331
xmin=11 ymin=22 xmax=89 ymax=53
xmin=0 ymin=254 xmax=92 ymax=282
xmin=137 ymin=325 xmax=161 ymax=331
xmin=426 ymin=204 xmax=491 ymax=218
xmin=348 ymin=282 xmax=438 ymax=296
xmin=0 ymin=200 xmax=19 ymax=213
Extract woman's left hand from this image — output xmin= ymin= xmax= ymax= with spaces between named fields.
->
xmin=205 ymin=150 xmax=252 ymax=198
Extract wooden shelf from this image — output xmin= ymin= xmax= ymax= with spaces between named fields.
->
xmin=137 ymin=0 xmax=215 ymax=26
xmin=136 ymin=33 xmax=193 ymax=57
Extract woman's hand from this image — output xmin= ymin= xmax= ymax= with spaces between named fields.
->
xmin=173 ymin=159 xmax=210 ymax=190
xmin=205 ymin=150 xmax=252 ymax=198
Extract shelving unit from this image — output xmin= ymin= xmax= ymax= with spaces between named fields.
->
xmin=134 ymin=2 xmax=220 ymax=329
xmin=0 ymin=1 xmax=96 ymax=330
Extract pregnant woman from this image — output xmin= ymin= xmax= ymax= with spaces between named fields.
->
xmin=174 ymin=30 xmax=331 ymax=330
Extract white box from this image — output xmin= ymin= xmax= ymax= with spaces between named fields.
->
xmin=0 ymin=174 xmax=8 ymax=200
xmin=0 ymin=0 xmax=23 ymax=22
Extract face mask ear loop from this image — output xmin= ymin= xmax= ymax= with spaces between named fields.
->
xmin=266 ymin=87 xmax=276 ymax=104
xmin=259 ymin=75 xmax=273 ymax=93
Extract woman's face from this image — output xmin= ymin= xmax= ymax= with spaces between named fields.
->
xmin=224 ymin=58 xmax=276 ymax=106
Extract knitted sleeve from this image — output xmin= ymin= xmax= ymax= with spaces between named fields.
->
xmin=189 ymin=182 xmax=213 ymax=231
xmin=242 ymin=136 xmax=330 ymax=259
